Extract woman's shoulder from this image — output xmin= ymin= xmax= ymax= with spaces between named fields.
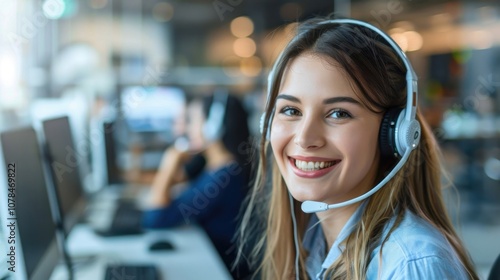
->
xmin=387 ymin=210 xmax=450 ymax=256
xmin=366 ymin=210 xmax=469 ymax=279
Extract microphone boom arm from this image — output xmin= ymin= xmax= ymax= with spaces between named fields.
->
xmin=301 ymin=148 xmax=412 ymax=213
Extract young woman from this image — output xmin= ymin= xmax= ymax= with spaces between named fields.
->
xmin=238 ymin=17 xmax=478 ymax=279
xmin=142 ymin=91 xmax=252 ymax=278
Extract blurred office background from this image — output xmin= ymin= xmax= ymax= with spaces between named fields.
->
xmin=0 ymin=0 xmax=499 ymax=278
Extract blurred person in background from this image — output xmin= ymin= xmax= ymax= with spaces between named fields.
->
xmin=142 ymin=90 xmax=252 ymax=279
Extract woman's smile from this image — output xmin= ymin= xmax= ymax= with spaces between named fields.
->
xmin=288 ymin=156 xmax=341 ymax=178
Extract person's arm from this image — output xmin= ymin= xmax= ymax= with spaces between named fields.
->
xmin=143 ymin=164 xmax=242 ymax=228
xmin=149 ymin=147 xmax=190 ymax=207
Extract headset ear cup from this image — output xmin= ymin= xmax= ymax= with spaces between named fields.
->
xmin=379 ymin=108 xmax=404 ymax=158
xmin=202 ymin=122 xmax=215 ymax=142
xmin=202 ymin=111 xmax=218 ymax=142
xmin=203 ymin=92 xmax=228 ymax=143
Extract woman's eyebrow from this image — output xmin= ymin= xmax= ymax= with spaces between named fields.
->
xmin=276 ymin=94 xmax=361 ymax=106
xmin=276 ymin=94 xmax=300 ymax=103
xmin=323 ymin=96 xmax=361 ymax=106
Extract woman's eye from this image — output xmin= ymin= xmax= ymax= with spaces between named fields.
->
xmin=280 ymin=106 xmax=301 ymax=116
xmin=328 ymin=109 xmax=351 ymax=119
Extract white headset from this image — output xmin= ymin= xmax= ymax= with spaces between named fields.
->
xmin=260 ymin=18 xmax=421 ymax=213
xmin=203 ymin=89 xmax=229 ymax=143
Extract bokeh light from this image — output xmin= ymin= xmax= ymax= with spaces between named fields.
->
xmin=233 ymin=37 xmax=256 ymax=58
xmin=230 ymin=16 xmax=254 ymax=38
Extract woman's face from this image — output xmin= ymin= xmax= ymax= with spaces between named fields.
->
xmin=270 ymin=53 xmax=382 ymax=204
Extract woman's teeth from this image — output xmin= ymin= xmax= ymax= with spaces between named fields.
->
xmin=294 ymin=159 xmax=338 ymax=171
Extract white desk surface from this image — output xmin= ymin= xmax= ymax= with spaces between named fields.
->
xmin=51 ymin=224 xmax=232 ymax=280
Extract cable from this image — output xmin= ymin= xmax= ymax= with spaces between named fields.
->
xmin=289 ymin=192 xmax=300 ymax=280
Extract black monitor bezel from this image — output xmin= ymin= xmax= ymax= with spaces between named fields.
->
xmin=0 ymin=126 xmax=61 ymax=280
xmin=41 ymin=116 xmax=88 ymax=236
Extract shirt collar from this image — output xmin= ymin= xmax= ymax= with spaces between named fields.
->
xmin=302 ymin=200 xmax=368 ymax=279
xmin=321 ymin=200 xmax=368 ymax=271
xmin=303 ymin=215 xmax=325 ymax=279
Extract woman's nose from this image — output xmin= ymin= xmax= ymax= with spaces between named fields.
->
xmin=293 ymin=115 xmax=326 ymax=149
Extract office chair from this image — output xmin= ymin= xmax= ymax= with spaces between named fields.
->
xmin=489 ymin=253 xmax=500 ymax=280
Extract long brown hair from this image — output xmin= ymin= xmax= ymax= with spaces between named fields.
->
xmin=237 ymin=16 xmax=478 ymax=280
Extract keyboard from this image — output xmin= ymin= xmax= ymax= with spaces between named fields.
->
xmin=96 ymin=202 xmax=144 ymax=236
xmin=104 ymin=264 xmax=160 ymax=280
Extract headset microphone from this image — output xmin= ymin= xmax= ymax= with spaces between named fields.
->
xmin=301 ymin=144 xmax=413 ymax=213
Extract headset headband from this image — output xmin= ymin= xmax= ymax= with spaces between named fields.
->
xmin=263 ymin=19 xmax=419 ymax=139
xmin=322 ymin=19 xmax=418 ymax=122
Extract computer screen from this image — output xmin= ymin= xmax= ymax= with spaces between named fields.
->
xmin=42 ymin=116 xmax=86 ymax=234
xmin=120 ymin=86 xmax=186 ymax=133
xmin=0 ymin=127 xmax=60 ymax=280
xmin=103 ymin=121 xmax=122 ymax=185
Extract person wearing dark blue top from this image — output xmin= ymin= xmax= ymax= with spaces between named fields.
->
xmin=143 ymin=161 xmax=247 ymax=268
xmin=142 ymin=90 xmax=252 ymax=279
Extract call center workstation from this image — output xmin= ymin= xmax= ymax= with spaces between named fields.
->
xmin=0 ymin=87 xmax=233 ymax=280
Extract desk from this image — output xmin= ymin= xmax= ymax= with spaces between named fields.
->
xmin=50 ymin=224 xmax=232 ymax=280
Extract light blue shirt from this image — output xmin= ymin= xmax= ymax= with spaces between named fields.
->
xmin=303 ymin=202 xmax=470 ymax=279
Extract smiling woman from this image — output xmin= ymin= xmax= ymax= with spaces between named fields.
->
xmin=237 ymin=16 xmax=479 ymax=280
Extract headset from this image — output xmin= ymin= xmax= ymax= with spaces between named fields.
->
xmin=203 ymin=89 xmax=229 ymax=143
xmin=175 ymin=89 xmax=229 ymax=152
xmin=260 ymin=18 xmax=422 ymax=214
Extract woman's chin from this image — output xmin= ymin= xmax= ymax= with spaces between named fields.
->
xmin=288 ymin=188 xmax=328 ymax=203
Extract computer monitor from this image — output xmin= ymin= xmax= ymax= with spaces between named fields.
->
xmin=103 ymin=121 xmax=123 ymax=185
xmin=120 ymin=86 xmax=186 ymax=133
xmin=42 ymin=116 xmax=87 ymax=235
xmin=0 ymin=127 xmax=61 ymax=280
